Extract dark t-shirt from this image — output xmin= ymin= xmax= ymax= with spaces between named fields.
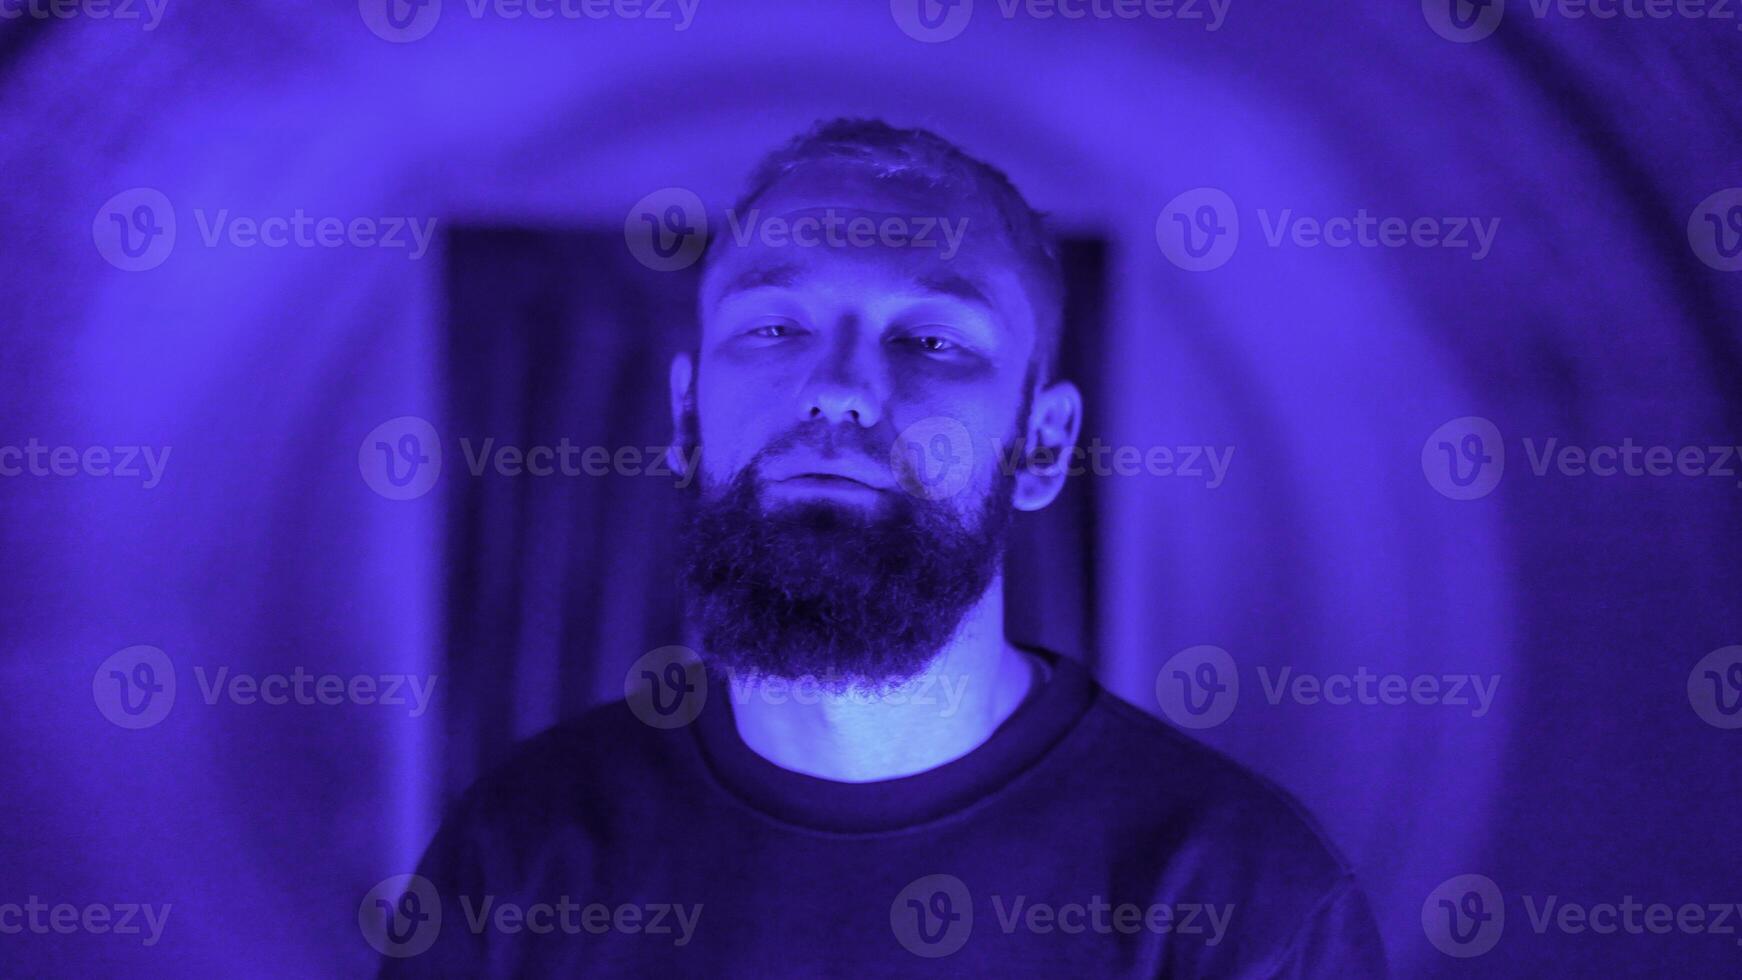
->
xmin=377 ymin=648 xmax=1386 ymax=978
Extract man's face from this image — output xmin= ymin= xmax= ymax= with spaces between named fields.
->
xmin=692 ymin=163 xmax=1041 ymax=514
xmin=673 ymin=164 xmax=1050 ymax=688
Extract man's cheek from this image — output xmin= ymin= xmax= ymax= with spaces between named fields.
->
xmin=692 ymin=389 xmax=743 ymax=460
xmin=698 ymin=422 xmax=755 ymax=481
xmin=699 ymin=455 xmax=742 ymax=494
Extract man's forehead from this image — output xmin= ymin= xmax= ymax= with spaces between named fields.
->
xmin=748 ymin=160 xmax=985 ymax=220
xmin=700 ymin=167 xmax=1031 ymax=317
xmin=710 ymin=258 xmax=996 ymax=310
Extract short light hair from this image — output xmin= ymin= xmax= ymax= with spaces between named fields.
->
xmin=712 ymin=117 xmax=1066 ymax=381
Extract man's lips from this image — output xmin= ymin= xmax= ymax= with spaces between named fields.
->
xmin=773 ymin=473 xmax=888 ymax=492
xmin=761 ymin=454 xmax=896 ymax=492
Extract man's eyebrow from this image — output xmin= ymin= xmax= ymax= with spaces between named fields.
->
xmin=717 ymin=263 xmax=803 ymax=299
xmin=914 ymin=272 xmax=993 ymax=309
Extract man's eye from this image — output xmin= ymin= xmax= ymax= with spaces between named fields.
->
xmin=902 ymin=335 xmax=956 ymax=353
xmin=750 ymin=323 xmax=794 ymax=339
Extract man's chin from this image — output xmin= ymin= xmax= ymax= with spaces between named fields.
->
xmin=681 ymin=559 xmax=954 ymax=690
xmin=680 ymin=460 xmax=1014 ymax=691
xmin=755 ymin=494 xmax=888 ymax=526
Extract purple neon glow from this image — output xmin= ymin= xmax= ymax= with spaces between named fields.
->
xmin=2 ymin=2 xmax=1740 ymax=977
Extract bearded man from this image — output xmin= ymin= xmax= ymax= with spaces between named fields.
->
xmin=379 ymin=118 xmax=1387 ymax=979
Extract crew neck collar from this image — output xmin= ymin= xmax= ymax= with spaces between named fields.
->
xmin=689 ymin=645 xmax=1097 ymax=834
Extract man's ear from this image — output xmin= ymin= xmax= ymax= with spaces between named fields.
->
xmin=1013 ymin=378 xmax=1083 ymax=512
xmin=667 ymin=351 xmax=695 ymax=476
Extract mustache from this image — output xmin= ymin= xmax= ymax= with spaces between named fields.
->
xmin=677 ymin=408 xmax=897 ymax=494
xmin=747 ymin=423 xmax=892 ymax=477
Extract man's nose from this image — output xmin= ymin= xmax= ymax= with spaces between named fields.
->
xmin=805 ymin=386 xmax=880 ymax=427
xmin=799 ymin=334 xmax=882 ymax=428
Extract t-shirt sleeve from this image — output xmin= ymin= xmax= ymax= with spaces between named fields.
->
xmin=374 ymin=800 xmax=496 ymax=979
xmin=1258 ymin=876 xmax=1388 ymax=980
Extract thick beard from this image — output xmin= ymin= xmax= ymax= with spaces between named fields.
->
xmin=678 ymin=444 xmax=1015 ymax=692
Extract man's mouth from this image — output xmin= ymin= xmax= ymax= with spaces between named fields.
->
xmin=783 ymin=473 xmax=877 ymax=488
xmin=766 ymin=472 xmax=892 ymax=502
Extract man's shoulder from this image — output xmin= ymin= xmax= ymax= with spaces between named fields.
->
xmin=445 ymin=699 xmax=685 ymax=828
xmin=1072 ymin=683 xmax=1359 ymax=886
xmin=1065 ymin=685 xmax=1383 ymax=973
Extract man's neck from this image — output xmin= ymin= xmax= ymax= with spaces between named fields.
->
xmin=727 ymin=579 xmax=1035 ymax=782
